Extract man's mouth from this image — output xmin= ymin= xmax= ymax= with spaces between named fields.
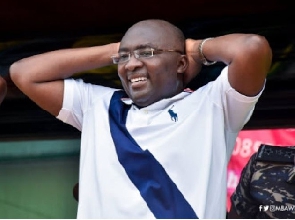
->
xmin=130 ymin=77 xmax=147 ymax=83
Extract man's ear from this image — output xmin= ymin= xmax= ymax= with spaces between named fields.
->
xmin=182 ymin=53 xmax=202 ymax=86
xmin=177 ymin=55 xmax=188 ymax=74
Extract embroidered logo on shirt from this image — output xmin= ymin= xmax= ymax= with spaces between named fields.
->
xmin=168 ymin=106 xmax=178 ymax=122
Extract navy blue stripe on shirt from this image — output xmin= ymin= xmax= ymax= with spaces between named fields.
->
xmin=109 ymin=90 xmax=198 ymax=219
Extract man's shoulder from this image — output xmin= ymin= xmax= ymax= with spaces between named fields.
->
xmin=65 ymin=78 xmax=119 ymax=96
xmin=251 ymin=144 xmax=295 ymax=184
xmin=256 ymin=144 xmax=295 ymax=164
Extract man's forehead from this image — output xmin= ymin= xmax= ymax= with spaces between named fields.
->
xmin=119 ymin=43 xmax=157 ymax=52
xmin=121 ymin=26 xmax=174 ymax=49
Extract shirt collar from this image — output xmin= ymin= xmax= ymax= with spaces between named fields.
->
xmin=121 ymin=89 xmax=192 ymax=111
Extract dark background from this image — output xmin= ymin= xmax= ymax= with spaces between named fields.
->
xmin=0 ymin=0 xmax=294 ymax=139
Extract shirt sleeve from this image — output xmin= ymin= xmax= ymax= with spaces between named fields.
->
xmin=56 ymin=78 xmax=116 ymax=131
xmin=210 ymin=66 xmax=265 ymax=132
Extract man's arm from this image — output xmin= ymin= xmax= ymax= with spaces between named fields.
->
xmin=185 ymin=34 xmax=272 ymax=96
xmin=0 ymin=76 xmax=7 ymax=105
xmin=10 ymin=43 xmax=119 ymax=116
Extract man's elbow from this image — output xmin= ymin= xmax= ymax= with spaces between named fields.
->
xmin=9 ymin=59 xmax=28 ymax=88
xmin=10 ymin=60 xmax=21 ymax=81
xmin=257 ymin=35 xmax=272 ymax=65
xmin=247 ymin=35 xmax=273 ymax=70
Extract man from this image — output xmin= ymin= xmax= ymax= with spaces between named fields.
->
xmin=0 ymin=76 xmax=7 ymax=105
xmin=9 ymin=19 xmax=272 ymax=218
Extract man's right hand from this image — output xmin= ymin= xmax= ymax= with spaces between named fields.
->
xmin=184 ymin=39 xmax=202 ymax=86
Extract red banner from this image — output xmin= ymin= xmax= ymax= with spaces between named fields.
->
xmin=227 ymin=128 xmax=295 ymax=211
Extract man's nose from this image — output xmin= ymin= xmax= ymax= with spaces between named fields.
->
xmin=124 ymin=54 xmax=143 ymax=70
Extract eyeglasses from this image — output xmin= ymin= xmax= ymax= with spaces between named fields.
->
xmin=111 ymin=48 xmax=183 ymax=64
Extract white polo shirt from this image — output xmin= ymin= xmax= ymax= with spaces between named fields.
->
xmin=57 ymin=66 xmax=263 ymax=219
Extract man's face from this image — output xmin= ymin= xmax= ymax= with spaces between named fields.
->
xmin=117 ymin=23 xmax=185 ymax=107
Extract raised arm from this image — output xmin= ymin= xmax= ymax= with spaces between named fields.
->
xmin=10 ymin=43 xmax=119 ymax=116
xmin=185 ymin=34 xmax=272 ymax=96
xmin=0 ymin=76 xmax=7 ymax=105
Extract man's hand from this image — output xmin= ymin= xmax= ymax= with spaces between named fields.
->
xmin=184 ymin=39 xmax=202 ymax=85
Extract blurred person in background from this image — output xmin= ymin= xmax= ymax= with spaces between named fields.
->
xmin=228 ymin=144 xmax=295 ymax=218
